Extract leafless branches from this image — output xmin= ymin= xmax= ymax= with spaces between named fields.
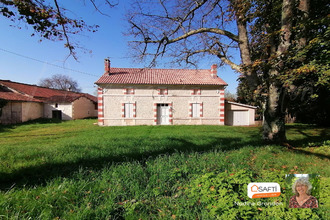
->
xmin=39 ymin=74 xmax=81 ymax=92
xmin=127 ymin=0 xmax=243 ymax=69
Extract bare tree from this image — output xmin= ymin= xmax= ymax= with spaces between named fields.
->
xmin=39 ymin=74 xmax=81 ymax=92
xmin=126 ymin=0 xmax=309 ymax=143
xmin=127 ymin=0 xmax=256 ymax=82
xmin=224 ymin=89 xmax=237 ymax=102
xmin=126 ymin=0 xmax=244 ymax=60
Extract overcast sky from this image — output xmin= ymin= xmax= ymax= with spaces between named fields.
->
xmin=0 ymin=0 xmax=240 ymax=95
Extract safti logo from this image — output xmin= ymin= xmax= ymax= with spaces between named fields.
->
xmin=251 ymin=185 xmax=259 ymax=192
xmin=248 ymin=183 xmax=281 ymax=199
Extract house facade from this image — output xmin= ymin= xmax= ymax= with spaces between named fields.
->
xmin=0 ymin=80 xmax=97 ymax=124
xmin=95 ymin=59 xmax=227 ymax=126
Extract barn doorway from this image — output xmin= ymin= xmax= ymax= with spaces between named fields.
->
xmin=52 ymin=110 xmax=62 ymax=120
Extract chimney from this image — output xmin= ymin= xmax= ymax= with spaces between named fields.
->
xmin=211 ymin=64 xmax=217 ymax=78
xmin=104 ymin=58 xmax=110 ymax=75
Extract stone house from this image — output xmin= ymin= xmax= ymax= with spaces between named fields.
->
xmin=95 ymin=59 xmax=228 ymax=126
xmin=0 ymin=80 xmax=97 ymax=124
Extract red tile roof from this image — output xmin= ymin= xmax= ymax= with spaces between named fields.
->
xmin=0 ymin=89 xmax=42 ymax=103
xmin=95 ymin=68 xmax=227 ymax=86
xmin=0 ymin=80 xmax=97 ymax=103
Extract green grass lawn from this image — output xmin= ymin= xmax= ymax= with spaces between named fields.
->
xmin=0 ymin=119 xmax=329 ymax=219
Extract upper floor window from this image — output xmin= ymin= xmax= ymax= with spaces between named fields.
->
xmin=124 ymin=88 xmax=135 ymax=95
xmin=191 ymin=89 xmax=201 ymax=95
xmin=158 ymin=88 xmax=168 ymax=95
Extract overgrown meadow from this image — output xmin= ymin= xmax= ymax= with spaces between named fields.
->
xmin=0 ymin=119 xmax=329 ymax=219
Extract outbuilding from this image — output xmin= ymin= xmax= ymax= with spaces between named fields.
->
xmin=0 ymin=80 xmax=97 ymax=124
xmin=225 ymin=101 xmax=257 ymax=126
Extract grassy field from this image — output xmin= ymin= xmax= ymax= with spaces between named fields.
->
xmin=0 ymin=119 xmax=329 ymax=219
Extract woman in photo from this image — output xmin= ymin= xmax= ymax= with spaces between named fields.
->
xmin=289 ymin=177 xmax=318 ymax=208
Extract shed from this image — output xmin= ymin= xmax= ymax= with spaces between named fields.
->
xmin=225 ymin=101 xmax=257 ymax=126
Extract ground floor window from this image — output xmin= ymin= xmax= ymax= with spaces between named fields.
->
xmin=192 ymin=103 xmax=200 ymax=118
xmin=191 ymin=103 xmax=203 ymax=118
xmin=124 ymin=103 xmax=134 ymax=118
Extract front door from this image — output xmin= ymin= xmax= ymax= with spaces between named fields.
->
xmin=157 ymin=104 xmax=169 ymax=125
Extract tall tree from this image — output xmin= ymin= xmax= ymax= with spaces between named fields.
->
xmin=259 ymin=0 xmax=293 ymax=142
xmin=280 ymin=0 xmax=330 ymax=125
xmin=126 ymin=0 xmax=329 ymax=143
xmin=247 ymin=0 xmax=330 ymax=125
xmin=39 ymin=74 xmax=81 ymax=92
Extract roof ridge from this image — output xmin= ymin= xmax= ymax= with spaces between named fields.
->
xmin=95 ymin=67 xmax=227 ymax=86
xmin=109 ymin=67 xmax=211 ymax=71
xmin=0 ymin=79 xmax=85 ymax=95
xmin=0 ymin=79 xmax=39 ymax=87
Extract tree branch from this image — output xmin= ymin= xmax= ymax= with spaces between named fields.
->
xmin=178 ymin=43 xmax=241 ymax=73
xmin=54 ymin=0 xmax=77 ymax=60
xmin=166 ymin=28 xmax=239 ymax=43
xmin=127 ymin=0 xmax=242 ymax=70
xmin=89 ymin=0 xmax=111 ymax=17
xmin=169 ymin=0 xmax=208 ymax=37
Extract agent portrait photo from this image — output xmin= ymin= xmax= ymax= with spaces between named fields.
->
xmin=289 ymin=177 xmax=318 ymax=208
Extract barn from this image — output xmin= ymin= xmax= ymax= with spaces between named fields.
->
xmin=0 ymin=80 xmax=97 ymax=124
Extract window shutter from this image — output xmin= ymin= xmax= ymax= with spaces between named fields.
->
xmin=125 ymin=103 xmax=134 ymax=118
xmin=125 ymin=103 xmax=130 ymax=118
xmin=192 ymin=103 xmax=200 ymax=118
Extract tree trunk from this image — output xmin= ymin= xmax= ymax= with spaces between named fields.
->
xmin=262 ymin=0 xmax=294 ymax=143
xmin=237 ymin=19 xmax=251 ymax=66
xmin=263 ymin=77 xmax=287 ymax=143
xmin=298 ymin=0 xmax=309 ymax=47
xmin=234 ymin=4 xmax=258 ymax=90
